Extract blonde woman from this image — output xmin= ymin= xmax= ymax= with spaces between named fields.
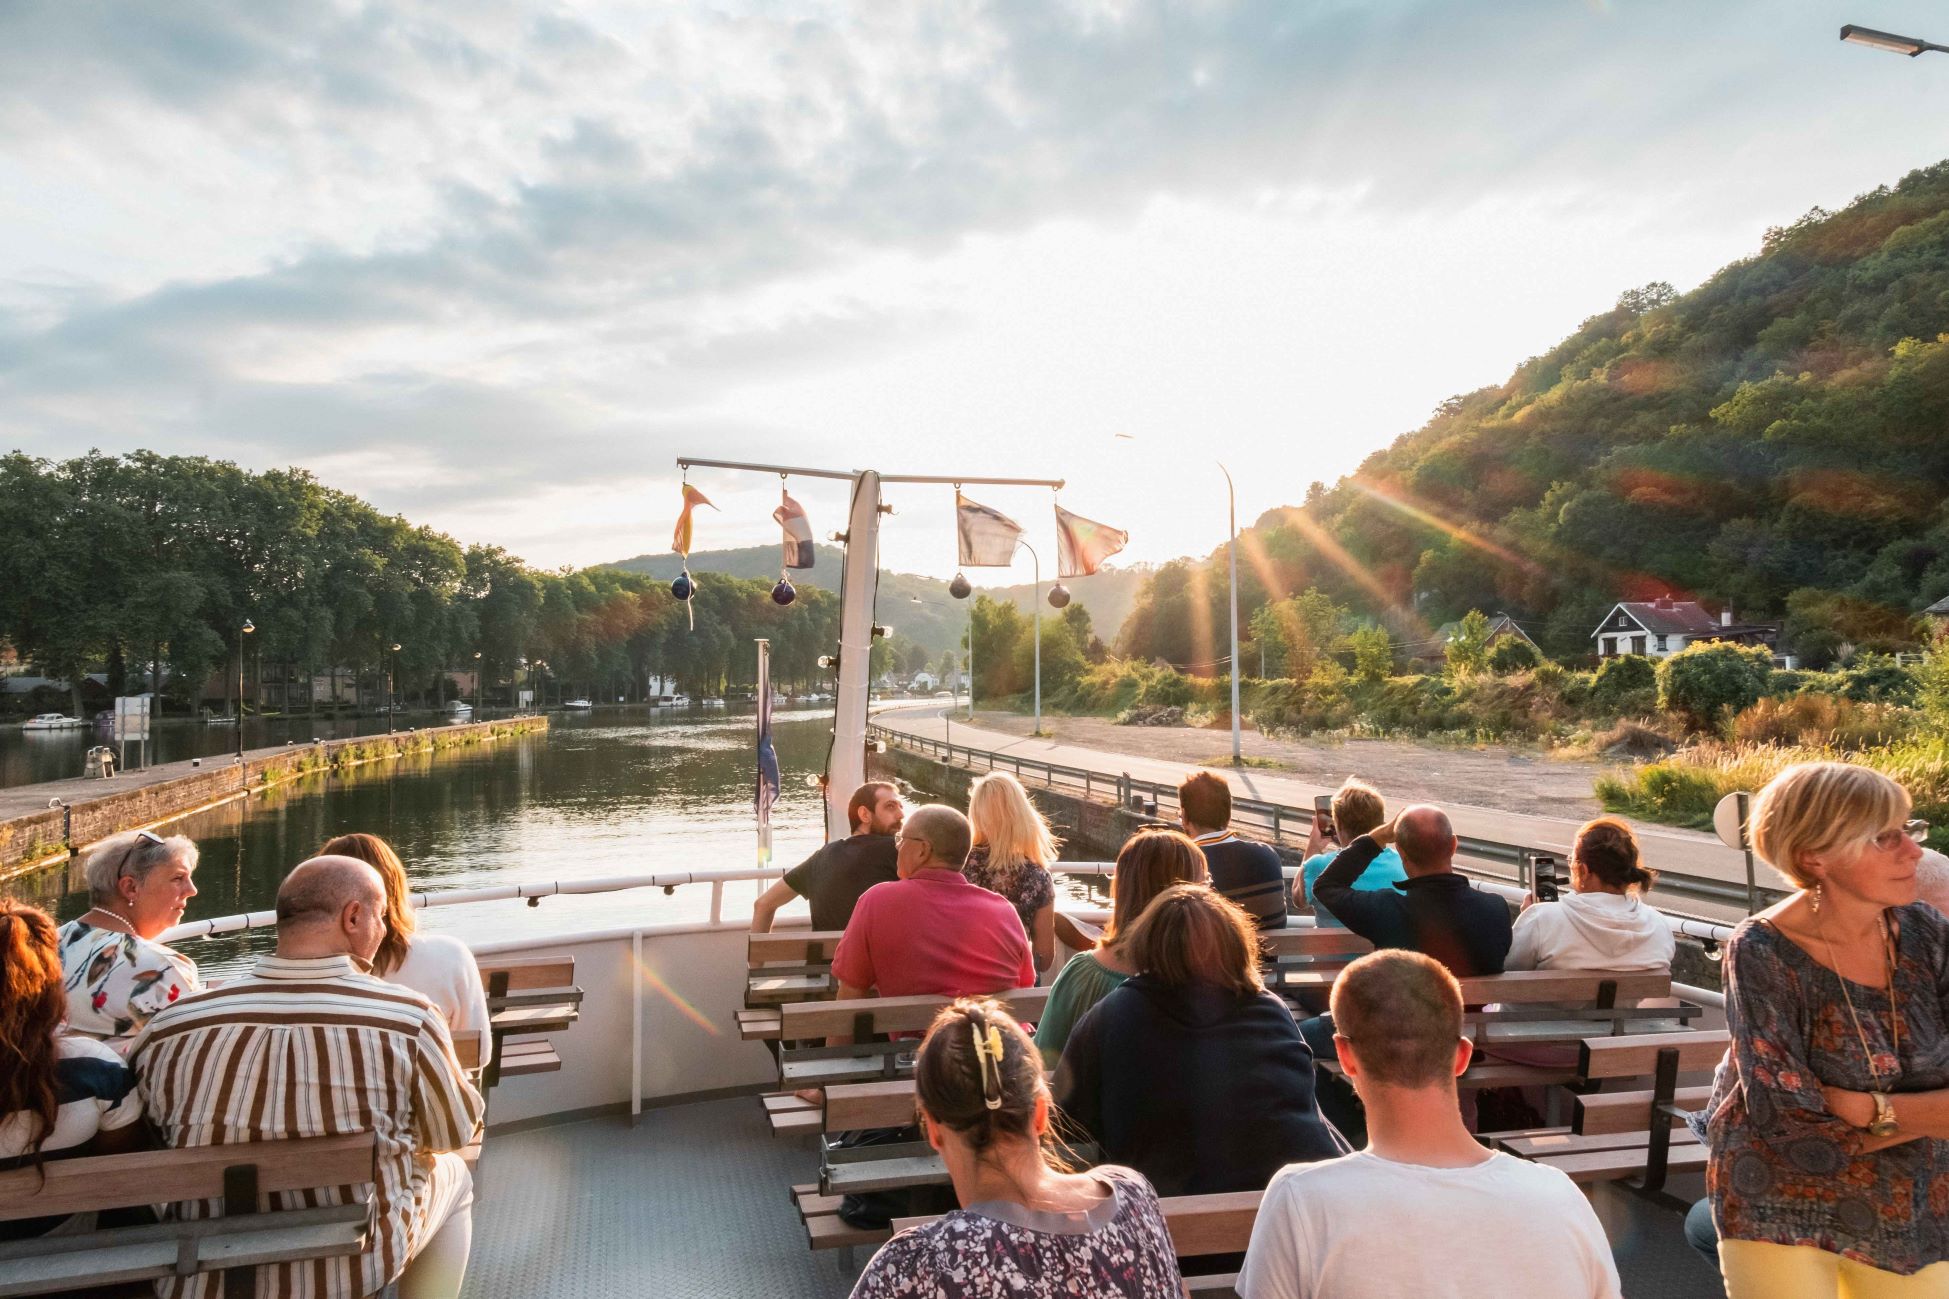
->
xmin=1699 ymin=762 xmax=1949 ymax=1297
xmin=57 ymin=830 xmax=202 ymax=1052
xmin=964 ymin=773 xmax=1058 ymax=974
xmin=321 ymin=833 xmax=490 ymax=1054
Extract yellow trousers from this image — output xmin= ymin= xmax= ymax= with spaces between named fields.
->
xmin=1721 ymin=1240 xmax=1949 ymax=1298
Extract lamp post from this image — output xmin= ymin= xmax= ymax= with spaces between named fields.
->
xmin=1840 ymin=24 xmax=1948 ymax=56
xmin=473 ymin=651 xmax=483 ymax=718
xmin=534 ymin=659 xmax=547 ymax=712
xmin=1219 ymin=461 xmax=1242 ymax=766
xmin=387 ymin=643 xmax=401 ymax=734
xmin=1018 ymin=539 xmax=1042 ymax=736
xmin=911 ymin=596 xmax=957 ymax=747
xmin=236 ymin=619 xmax=254 ymax=759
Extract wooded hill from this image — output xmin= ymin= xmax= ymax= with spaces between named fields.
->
xmin=1120 ymin=159 xmax=1949 ymax=670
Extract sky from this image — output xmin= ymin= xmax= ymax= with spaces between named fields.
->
xmin=3 ymin=1 xmax=1948 ymax=589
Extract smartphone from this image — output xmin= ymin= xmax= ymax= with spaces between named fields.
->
xmin=1313 ymin=794 xmax=1337 ymax=842
xmin=1533 ymin=854 xmax=1560 ymax=903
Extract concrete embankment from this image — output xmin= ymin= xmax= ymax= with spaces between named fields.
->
xmin=0 ymin=716 xmax=549 ymax=882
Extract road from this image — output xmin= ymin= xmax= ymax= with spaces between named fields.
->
xmin=874 ymin=704 xmax=1775 ymax=923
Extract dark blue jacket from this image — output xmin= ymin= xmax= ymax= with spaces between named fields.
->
xmin=1314 ymin=834 xmax=1512 ymax=977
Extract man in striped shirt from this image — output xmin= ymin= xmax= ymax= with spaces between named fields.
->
xmin=131 ymin=855 xmax=485 ymax=1299
xmin=1179 ymin=770 xmax=1289 ymax=930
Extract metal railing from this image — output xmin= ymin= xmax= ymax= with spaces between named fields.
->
xmin=868 ymin=722 xmax=1780 ymax=928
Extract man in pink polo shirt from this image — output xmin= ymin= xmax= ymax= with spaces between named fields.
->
xmin=832 ymin=804 xmax=1036 ymax=1000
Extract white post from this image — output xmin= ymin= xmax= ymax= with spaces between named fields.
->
xmin=966 ymin=600 xmax=975 ymax=721
xmin=1020 ymin=540 xmax=1041 ymax=735
xmin=630 ymin=929 xmax=643 ymax=1123
xmin=1221 ymin=463 xmax=1241 ymax=765
xmin=829 ymin=471 xmax=882 ymax=839
xmin=756 ymin=637 xmax=772 ymax=867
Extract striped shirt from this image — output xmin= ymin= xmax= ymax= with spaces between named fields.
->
xmin=130 ymin=953 xmax=485 ymax=1299
xmin=1194 ymin=831 xmax=1289 ymax=930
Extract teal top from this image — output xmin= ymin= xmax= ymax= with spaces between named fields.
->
xmin=1299 ymin=845 xmax=1406 ymax=929
xmin=1032 ymin=950 xmax=1132 ymax=1068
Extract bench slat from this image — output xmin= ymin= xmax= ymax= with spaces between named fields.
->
xmin=490 ymin=1004 xmax=579 ymax=1034
xmin=475 ymin=956 xmax=575 ymax=991
xmin=824 ymin=1155 xmax=949 ymax=1195
xmin=749 ymin=932 xmax=846 ymax=966
xmin=499 ymin=1041 xmax=562 ymax=1077
xmin=1536 ymin=1143 xmax=1709 ymax=1184
xmin=0 ymin=1206 xmax=370 ymax=1298
xmin=1280 ymin=969 xmax=1672 ymax=1005
xmin=1574 ymin=1086 xmax=1713 ymax=1136
xmin=0 ymin=1133 xmax=377 ymax=1221
xmin=1501 ymin=1129 xmax=1701 ymax=1160
xmin=893 ymin=1189 xmax=1263 ymax=1258
xmin=823 ymin=1081 xmax=922 ymax=1132
xmin=1578 ymin=1031 xmax=1729 ymax=1080
xmin=780 ymin=986 xmax=1050 ymax=1040
xmin=805 ymin=1212 xmax=890 ymax=1250
xmin=1260 ymin=930 xmax=1373 ymax=959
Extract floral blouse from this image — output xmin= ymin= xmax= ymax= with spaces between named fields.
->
xmin=962 ymin=845 xmax=1055 ymax=940
xmin=1697 ymin=905 xmax=1949 ymax=1275
xmin=848 ymin=1165 xmax=1184 ymax=1299
xmin=56 ymin=919 xmax=200 ymax=1053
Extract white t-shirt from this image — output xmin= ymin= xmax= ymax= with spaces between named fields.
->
xmin=1237 ymin=1150 xmax=1621 ymax=1299
xmin=0 ymin=1033 xmax=144 ymax=1161
xmin=388 ymin=932 xmax=490 ymax=1060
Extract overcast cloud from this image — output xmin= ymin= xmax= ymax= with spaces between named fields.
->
xmin=2 ymin=0 xmax=1946 ymax=577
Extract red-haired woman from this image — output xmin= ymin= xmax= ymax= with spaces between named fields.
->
xmin=1 ymin=899 xmax=147 ymax=1240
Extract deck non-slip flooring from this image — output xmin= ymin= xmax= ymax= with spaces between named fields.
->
xmin=462 ymin=1097 xmax=1726 ymax=1299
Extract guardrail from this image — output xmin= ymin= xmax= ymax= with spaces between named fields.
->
xmin=868 ymin=721 xmax=1782 ymax=926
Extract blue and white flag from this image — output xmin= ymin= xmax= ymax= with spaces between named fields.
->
xmin=775 ymin=491 xmax=814 ymax=570
xmin=755 ymin=639 xmax=779 ymax=866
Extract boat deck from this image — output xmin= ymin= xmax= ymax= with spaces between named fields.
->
xmin=464 ymin=1096 xmax=1729 ymax=1298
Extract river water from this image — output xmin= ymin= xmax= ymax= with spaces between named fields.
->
xmin=17 ymin=709 xmax=840 ymax=977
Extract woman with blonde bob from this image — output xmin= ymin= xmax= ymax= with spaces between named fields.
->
xmin=1699 ymin=761 xmax=1949 ymax=1297
xmin=1054 ymin=885 xmax=1345 ymax=1202
xmin=321 ymin=833 xmax=490 ymax=1051
xmin=848 ymin=998 xmax=1184 ymax=1299
xmin=57 ymin=830 xmax=202 ymax=1051
xmin=963 ymin=772 xmax=1059 ymax=974
xmin=1034 ymin=828 xmax=1207 ymax=1067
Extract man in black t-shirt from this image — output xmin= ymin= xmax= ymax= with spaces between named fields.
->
xmin=750 ymin=781 xmax=904 ymax=933
xmin=1179 ymin=770 xmax=1288 ymax=930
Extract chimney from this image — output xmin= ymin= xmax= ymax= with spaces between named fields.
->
xmin=1721 ymin=604 xmax=1733 ymax=628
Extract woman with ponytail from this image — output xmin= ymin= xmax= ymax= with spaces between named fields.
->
xmin=1 ymin=899 xmax=146 ymax=1240
xmin=1505 ymin=817 xmax=1674 ymax=972
xmin=849 ymin=998 xmax=1184 ymax=1299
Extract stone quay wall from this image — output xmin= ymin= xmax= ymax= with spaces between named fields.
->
xmin=0 ymin=716 xmax=549 ymax=882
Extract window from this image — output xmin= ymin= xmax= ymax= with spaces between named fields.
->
xmin=1655 ymin=635 xmax=1668 ymax=652
xmin=1632 ymin=636 xmax=1647 ymax=655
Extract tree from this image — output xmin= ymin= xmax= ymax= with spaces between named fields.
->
xmin=1347 ymin=625 xmax=1393 ymax=684
xmin=970 ymin=595 xmax=1030 ymax=697
xmin=1443 ymin=610 xmax=1492 ymax=678
xmin=1252 ymin=588 xmax=1346 ymax=680
xmin=1656 ymin=642 xmax=1775 ymax=732
xmin=1488 ymin=636 xmax=1540 ymax=674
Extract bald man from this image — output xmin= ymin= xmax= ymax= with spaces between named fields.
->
xmin=1313 ymin=805 xmax=1513 ymax=978
xmin=132 ymin=856 xmax=484 ymax=1299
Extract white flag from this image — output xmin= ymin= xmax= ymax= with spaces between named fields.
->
xmin=957 ymin=492 xmax=1024 ymax=567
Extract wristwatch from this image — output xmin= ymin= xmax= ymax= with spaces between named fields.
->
xmin=1868 ymin=1092 xmax=1900 ymax=1137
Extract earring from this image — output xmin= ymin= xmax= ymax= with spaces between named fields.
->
xmin=1810 ymin=882 xmax=1823 ymax=914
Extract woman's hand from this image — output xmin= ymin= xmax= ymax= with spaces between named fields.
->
xmin=1822 ymin=1086 xmax=1876 ymax=1128
xmin=1519 ymin=891 xmax=1537 ymax=913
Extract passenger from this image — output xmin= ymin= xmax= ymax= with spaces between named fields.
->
xmin=1237 ymin=950 xmax=1622 ymax=1299
xmin=1178 ymin=770 xmax=1287 ymax=931
xmin=1917 ymin=846 xmax=1949 ymax=916
xmin=1292 ymin=778 xmax=1406 ymax=927
xmin=750 ymin=780 xmax=902 ymax=933
xmin=1033 ymin=828 xmax=1207 ymax=1067
xmin=1310 ymin=805 xmax=1512 ymax=977
xmin=963 ymin=772 xmax=1059 ymax=975
xmin=57 ymin=829 xmax=202 ymax=1052
xmin=1053 ymin=885 xmax=1346 ymax=1202
xmin=1699 ymin=761 xmax=1949 ymax=1297
xmin=322 ymin=832 xmax=491 ymax=1052
xmin=832 ymin=805 xmax=1035 ymax=1003
xmin=0 ymin=900 xmax=147 ymax=1242
xmin=132 ymin=855 xmax=484 ymax=1299
xmin=849 ymin=998 xmax=1186 ymax=1299
xmin=1505 ymin=817 xmax=1673 ymax=972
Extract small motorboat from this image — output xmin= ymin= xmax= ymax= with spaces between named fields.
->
xmin=447 ymin=701 xmax=475 ymax=719
xmin=563 ymin=699 xmax=594 ymax=711
xmin=22 ymin=713 xmax=87 ymax=731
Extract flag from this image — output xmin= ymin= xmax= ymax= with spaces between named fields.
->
xmin=756 ymin=640 xmax=779 ymax=866
xmin=672 ymin=483 xmax=716 ymax=556
xmin=957 ymin=492 xmax=1024 ymax=567
xmin=774 ymin=491 xmax=814 ymax=570
xmin=1055 ymin=505 xmax=1128 ymax=578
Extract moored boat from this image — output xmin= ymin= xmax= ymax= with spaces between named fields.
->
xmin=21 ymin=712 xmax=87 ymax=731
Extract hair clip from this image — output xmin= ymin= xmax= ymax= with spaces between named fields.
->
xmin=970 ymin=1020 xmax=1006 ymax=1110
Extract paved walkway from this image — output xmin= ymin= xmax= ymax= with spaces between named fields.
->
xmin=875 ymin=705 xmax=1761 ymax=900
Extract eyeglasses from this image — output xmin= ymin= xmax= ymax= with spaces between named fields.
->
xmin=1871 ymin=820 xmax=1929 ymax=852
xmin=116 ymin=830 xmax=166 ymax=881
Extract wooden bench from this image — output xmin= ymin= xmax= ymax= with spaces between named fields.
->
xmin=0 ymin=1133 xmax=377 ymax=1298
xmin=746 ymin=930 xmax=845 ymax=1006
xmin=773 ymin=987 xmax=1050 ymax=1088
xmin=476 ymin=955 xmax=582 ymax=1089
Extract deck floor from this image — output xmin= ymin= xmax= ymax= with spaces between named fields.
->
xmin=462 ymin=1097 xmax=1727 ymax=1298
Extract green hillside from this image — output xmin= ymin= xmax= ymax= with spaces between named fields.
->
xmin=1121 ymin=159 xmax=1949 ymax=670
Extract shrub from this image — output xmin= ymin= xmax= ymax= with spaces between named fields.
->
xmin=1139 ymin=667 xmax=1194 ymax=708
xmin=1730 ymin=695 xmax=1911 ymax=749
xmin=1656 ymin=642 xmax=1774 ymax=732
xmin=1591 ymin=655 xmax=1656 ymax=706
xmin=1838 ymin=654 xmax=1917 ymax=705
xmin=1488 ymin=638 xmax=1540 ymax=673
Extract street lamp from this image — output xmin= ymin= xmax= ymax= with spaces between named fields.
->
xmin=1840 ymin=24 xmax=1948 ymax=56
xmin=911 ymin=596 xmax=958 ymax=747
xmin=236 ymin=619 xmax=254 ymax=759
xmin=1219 ymin=462 xmax=1242 ymax=766
xmin=473 ymin=651 xmax=483 ymax=718
xmin=387 ymin=642 xmax=401 ymax=734
xmin=1019 ymin=539 xmax=1043 ymax=736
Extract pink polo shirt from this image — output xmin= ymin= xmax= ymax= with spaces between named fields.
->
xmin=831 ymin=867 xmax=1036 ymax=999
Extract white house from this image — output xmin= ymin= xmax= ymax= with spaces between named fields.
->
xmin=1591 ymin=597 xmax=1778 ymax=660
xmin=910 ymin=670 xmax=937 ymax=692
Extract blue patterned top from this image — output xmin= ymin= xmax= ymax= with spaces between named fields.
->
xmin=1698 ymin=905 xmax=1949 ymax=1275
xmin=848 ymin=1165 xmax=1184 ymax=1299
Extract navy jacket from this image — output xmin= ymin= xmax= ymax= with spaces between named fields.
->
xmin=1314 ymin=833 xmax=1512 ymax=977
xmin=1052 ymin=975 xmax=1347 ymax=1196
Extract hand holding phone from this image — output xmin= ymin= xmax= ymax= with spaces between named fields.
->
xmin=1533 ymin=854 xmax=1559 ymax=904
xmin=1313 ymin=794 xmax=1337 ymax=843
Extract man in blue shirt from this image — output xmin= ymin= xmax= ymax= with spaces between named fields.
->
xmin=1292 ymin=779 xmax=1406 ymax=927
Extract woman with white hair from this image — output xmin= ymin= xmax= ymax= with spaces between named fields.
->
xmin=57 ymin=829 xmax=202 ymax=1052
xmin=963 ymin=772 xmax=1058 ymax=975
xmin=1699 ymin=761 xmax=1949 ymax=1297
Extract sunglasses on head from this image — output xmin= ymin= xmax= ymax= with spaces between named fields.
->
xmin=116 ymin=830 xmax=166 ymax=881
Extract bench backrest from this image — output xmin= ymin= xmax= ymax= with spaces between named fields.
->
xmin=780 ymin=986 xmax=1051 ymax=1041
xmin=1579 ymin=1029 xmax=1730 ymax=1080
xmin=0 ymin=1132 xmax=377 ymax=1223
xmin=1260 ymin=929 xmax=1372 ymax=960
xmin=453 ymin=1030 xmax=484 ymax=1073
xmin=895 ymin=1188 xmax=1262 ymax=1257
xmin=749 ymin=931 xmax=845 ymax=967
xmin=476 ymin=954 xmax=576 ymax=995
xmin=1281 ymin=967 xmax=1671 ymax=1006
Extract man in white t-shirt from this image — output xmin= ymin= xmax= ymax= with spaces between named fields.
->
xmin=1237 ymin=950 xmax=1622 ymax=1299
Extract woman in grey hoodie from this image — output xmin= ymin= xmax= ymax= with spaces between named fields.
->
xmin=1507 ymin=818 xmax=1675 ymax=972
